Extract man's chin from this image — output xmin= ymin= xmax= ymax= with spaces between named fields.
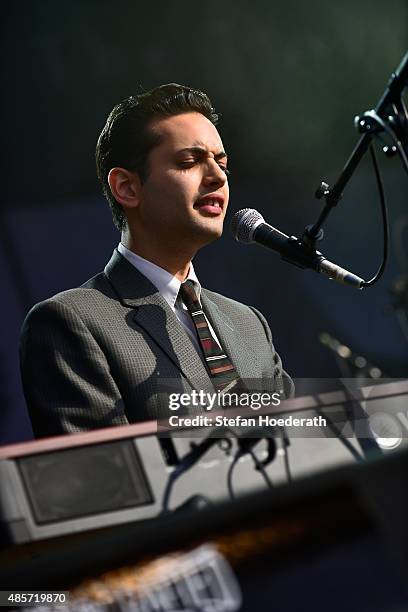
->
xmin=194 ymin=221 xmax=224 ymax=245
xmin=174 ymin=216 xmax=225 ymax=250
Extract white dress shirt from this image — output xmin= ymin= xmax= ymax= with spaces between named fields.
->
xmin=118 ymin=243 xmax=222 ymax=356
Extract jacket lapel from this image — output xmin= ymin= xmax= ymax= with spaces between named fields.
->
xmin=201 ymin=290 xmax=264 ymax=381
xmin=104 ymin=250 xmax=213 ymax=392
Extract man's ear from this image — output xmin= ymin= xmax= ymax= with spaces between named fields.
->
xmin=108 ymin=167 xmax=142 ymax=210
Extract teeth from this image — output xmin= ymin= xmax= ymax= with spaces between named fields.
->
xmin=198 ymin=199 xmax=221 ymax=207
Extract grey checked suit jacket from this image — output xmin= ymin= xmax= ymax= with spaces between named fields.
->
xmin=20 ymin=249 xmax=293 ymax=438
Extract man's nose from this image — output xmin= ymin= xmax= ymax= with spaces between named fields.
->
xmin=202 ymin=159 xmax=227 ymax=188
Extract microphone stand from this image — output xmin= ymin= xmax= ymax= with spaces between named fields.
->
xmin=291 ymin=52 xmax=407 ymax=457
xmin=300 ymin=51 xmax=408 ymax=253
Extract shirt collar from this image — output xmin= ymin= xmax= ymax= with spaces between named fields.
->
xmin=118 ymin=243 xmax=202 ymax=310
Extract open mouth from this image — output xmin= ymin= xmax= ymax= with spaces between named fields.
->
xmin=194 ymin=196 xmax=224 ymax=214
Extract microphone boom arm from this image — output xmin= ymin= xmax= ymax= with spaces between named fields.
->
xmin=303 ymin=51 xmax=408 ymax=247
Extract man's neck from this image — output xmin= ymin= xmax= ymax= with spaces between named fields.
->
xmin=121 ymin=233 xmax=194 ymax=282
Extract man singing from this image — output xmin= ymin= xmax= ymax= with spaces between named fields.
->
xmin=20 ymin=83 xmax=293 ymax=438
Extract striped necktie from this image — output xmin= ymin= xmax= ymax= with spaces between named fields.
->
xmin=179 ymin=280 xmax=244 ymax=393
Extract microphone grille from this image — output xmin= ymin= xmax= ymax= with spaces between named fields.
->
xmin=231 ymin=208 xmax=265 ymax=243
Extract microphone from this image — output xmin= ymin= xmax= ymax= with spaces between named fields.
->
xmin=231 ymin=208 xmax=365 ymax=289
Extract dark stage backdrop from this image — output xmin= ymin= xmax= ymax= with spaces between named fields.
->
xmin=1 ymin=0 xmax=407 ymax=443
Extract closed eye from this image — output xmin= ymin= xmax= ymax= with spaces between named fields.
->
xmin=178 ymin=159 xmax=230 ymax=175
xmin=178 ymin=160 xmax=197 ymax=167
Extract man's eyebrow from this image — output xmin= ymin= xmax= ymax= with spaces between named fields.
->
xmin=177 ymin=146 xmax=228 ymax=160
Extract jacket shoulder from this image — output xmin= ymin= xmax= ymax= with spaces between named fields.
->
xmin=23 ymin=272 xmax=116 ymax=324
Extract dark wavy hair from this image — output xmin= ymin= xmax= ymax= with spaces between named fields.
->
xmin=95 ymin=83 xmax=219 ymax=230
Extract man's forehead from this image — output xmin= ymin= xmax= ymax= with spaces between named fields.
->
xmin=151 ymin=112 xmax=224 ymax=152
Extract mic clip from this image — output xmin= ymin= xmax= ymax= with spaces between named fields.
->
xmin=280 ymin=234 xmax=324 ymax=272
xmin=301 ymin=223 xmax=325 ymax=251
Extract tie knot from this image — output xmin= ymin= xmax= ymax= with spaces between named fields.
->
xmin=179 ymin=280 xmax=200 ymax=310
